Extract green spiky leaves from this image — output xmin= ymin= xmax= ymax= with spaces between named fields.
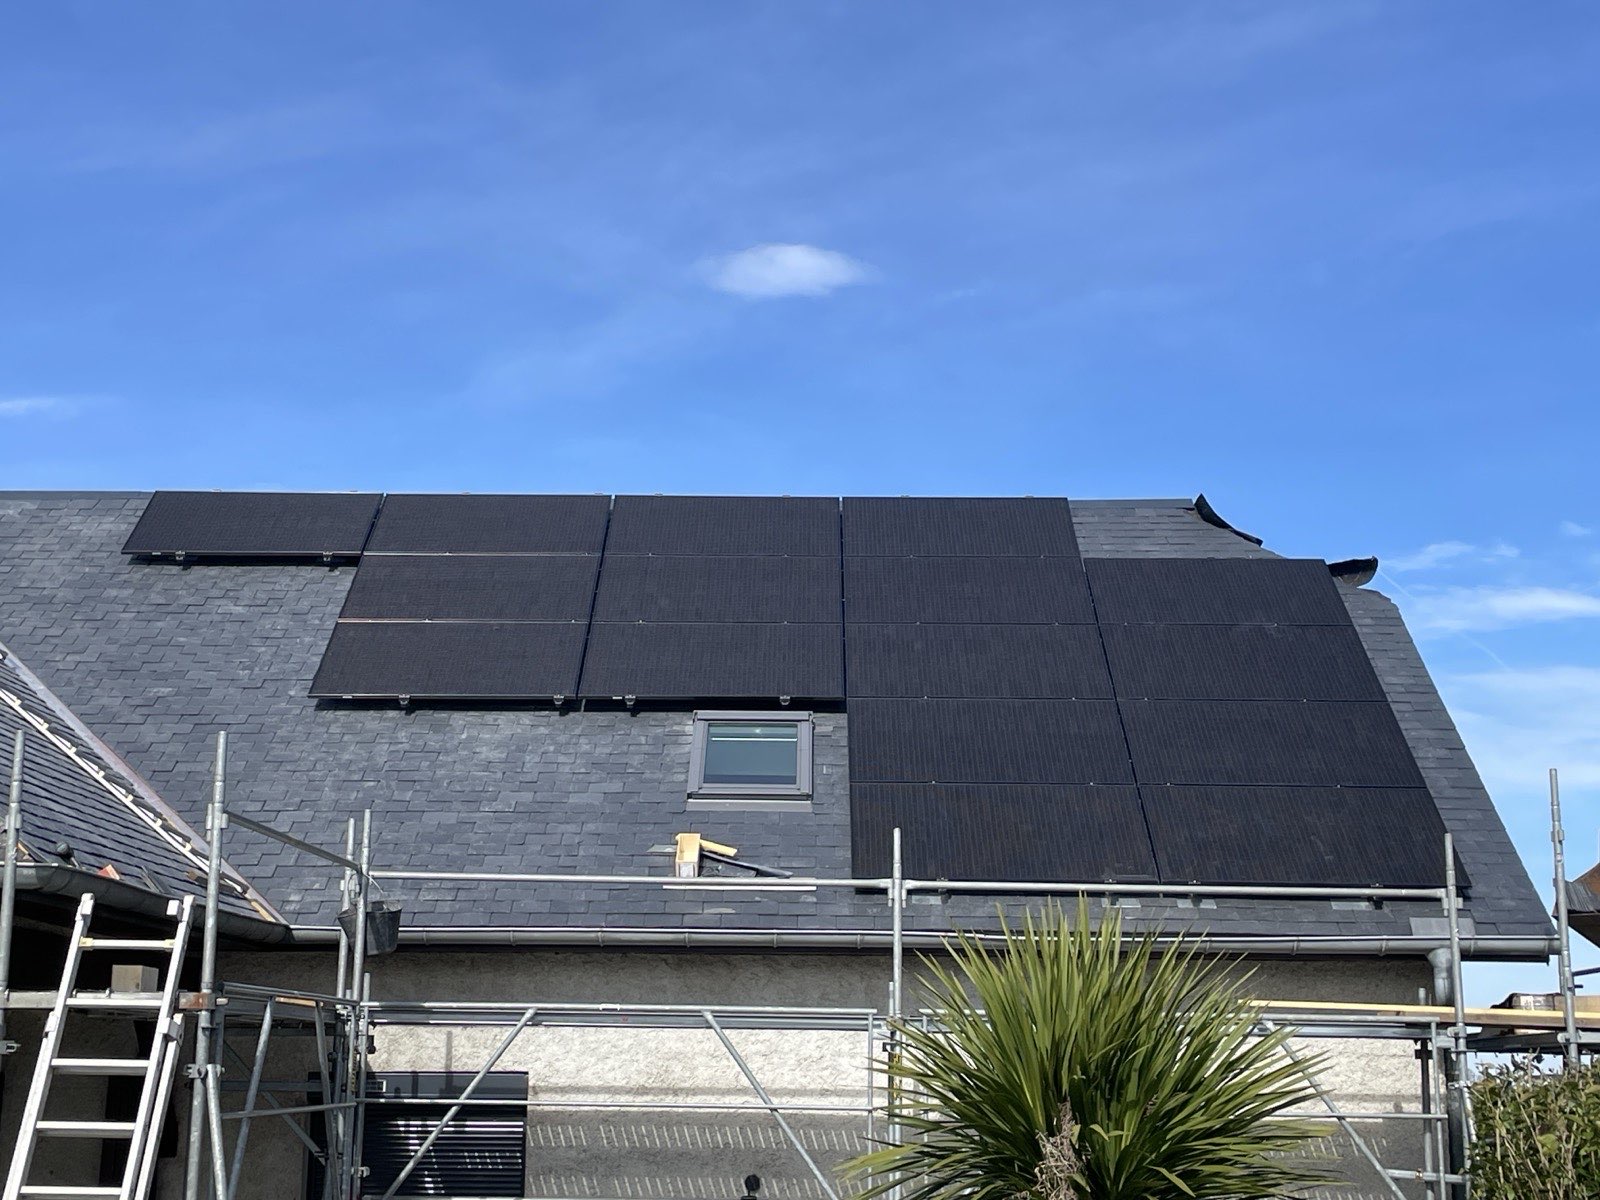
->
xmin=848 ymin=903 xmax=1330 ymax=1200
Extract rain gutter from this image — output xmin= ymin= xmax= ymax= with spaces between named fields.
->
xmin=17 ymin=864 xmax=290 ymax=945
xmin=280 ymin=923 xmax=1555 ymax=961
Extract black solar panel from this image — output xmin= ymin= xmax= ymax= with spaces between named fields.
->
xmin=338 ymin=555 xmax=601 ymax=622
xmin=122 ymin=491 xmax=381 ymax=558
xmin=579 ymin=623 xmax=844 ymax=698
xmin=843 ymin=556 xmax=1095 ymax=624
xmin=1085 ymin=558 xmax=1350 ymax=624
xmin=606 ymin=496 xmax=839 ymax=556
xmin=851 ymin=784 xmax=1156 ymax=881
xmin=1142 ymin=785 xmax=1450 ymax=886
xmin=594 ymin=556 xmax=841 ymax=623
xmin=1119 ymin=700 xmax=1425 ymax=787
xmin=365 ymin=494 xmax=610 ymax=554
xmin=843 ymin=497 xmax=1079 ymax=557
xmin=1101 ymin=623 xmax=1385 ymax=701
xmin=848 ymin=699 xmax=1132 ymax=784
xmin=309 ymin=621 xmax=586 ymax=698
xmin=845 ymin=624 xmax=1113 ymax=699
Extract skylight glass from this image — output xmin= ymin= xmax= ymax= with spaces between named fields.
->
xmin=702 ymin=722 xmax=801 ymax=786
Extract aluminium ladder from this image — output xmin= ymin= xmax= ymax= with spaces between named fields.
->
xmin=4 ymin=892 xmax=196 ymax=1200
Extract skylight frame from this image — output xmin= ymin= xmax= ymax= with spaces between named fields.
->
xmin=688 ymin=710 xmax=814 ymax=808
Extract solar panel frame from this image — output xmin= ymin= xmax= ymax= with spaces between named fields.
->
xmin=843 ymin=556 xmax=1095 ymax=623
xmin=338 ymin=555 xmax=601 ymax=622
xmin=1119 ymin=700 xmax=1426 ymax=787
xmin=309 ymin=621 xmax=587 ymax=699
xmin=1141 ymin=785 xmax=1452 ymax=886
xmin=594 ymin=555 xmax=842 ymax=623
xmin=606 ymin=495 xmax=840 ymax=556
xmin=578 ymin=622 xmax=845 ymax=699
xmin=1101 ymin=623 xmax=1386 ymax=701
xmin=851 ymin=783 xmax=1157 ymax=881
xmin=843 ymin=497 xmax=1080 ymax=557
xmin=122 ymin=491 xmax=382 ymax=558
xmin=1085 ymin=557 xmax=1352 ymax=625
xmin=847 ymin=699 xmax=1133 ymax=784
xmin=845 ymin=624 xmax=1114 ymax=699
xmin=364 ymin=494 xmax=611 ymax=554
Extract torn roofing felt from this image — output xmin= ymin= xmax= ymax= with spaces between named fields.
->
xmin=1566 ymin=861 xmax=1600 ymax=951
xmin=0 ymin=639 xmax=280 ymax=923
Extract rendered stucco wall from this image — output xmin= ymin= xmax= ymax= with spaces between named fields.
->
xmin=0 ymin=949 xmax=1436 ymax=1199
xmin=0 ymin=1011 xmax=154 ymax=1192
xmin=167 ymin=948 xmax=1436 ymax=1200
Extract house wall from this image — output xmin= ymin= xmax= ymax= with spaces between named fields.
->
xmin=0 ymin=948 xmax=1437 ymax=1200
xmin=0 ymin=1010 xmax=161 ymax=1192
xmin=195 ymin=948 xmax=1433 ymax=1200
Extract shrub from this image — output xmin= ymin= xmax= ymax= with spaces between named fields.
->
xmin=1470 ymin=1058 xmax=1600 ymax=1199
xmin=846 ymin=902 xmax=1329 ymax=1200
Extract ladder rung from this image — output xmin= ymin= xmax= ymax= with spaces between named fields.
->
xmin=19 ymin=1188 xmax=125 ymax=1197
xmin=78 ymin=937 xmax=175 ymax=951
xmin=35 ymin=1119 xmax=137 ymax=1137
xmin=65 ymin=993 xmax=165 ymax=1010
xmin=52 ymin=1056 xmax=152 ymax=1076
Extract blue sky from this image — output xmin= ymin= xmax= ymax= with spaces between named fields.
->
xmin=2 ymin=3 xmax=1596 ymax=1001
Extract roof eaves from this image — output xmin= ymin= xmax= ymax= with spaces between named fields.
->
xmin=16 ymin=863 xmax=290 ymax=944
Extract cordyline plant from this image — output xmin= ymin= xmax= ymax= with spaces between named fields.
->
xmin=846 ymin=903 xmax=1331 ymax=1200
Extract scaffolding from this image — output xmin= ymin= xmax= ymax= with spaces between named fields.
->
xmin=1 ymin=729 xmax=1593 ymax=1200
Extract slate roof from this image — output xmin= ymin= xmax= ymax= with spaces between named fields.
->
xmin=0 ymin=633 xmax=277 ymax=922
xmin=0 ymin=492 xmax=1552 ymax=953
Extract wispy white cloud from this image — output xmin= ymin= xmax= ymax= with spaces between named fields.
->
xmin=1561 ymin=520 xmax=1593 ymax=538
xmin=1446 ymin=666 xmax=1600 ymax=791
xmin=1386 ymin=539 xmax=1519 ymax=572
xmin=1381 ymin=172 xmax=1600 ymax=247
xmin=704 ymin=243 xmax=873 ymax=299
xmin=0 ymin=395 xmax=79 ymax=418
xmin=1407 ymin=585 xmax=1600 ymax=633
xmin=1451 ymin=662 xmax=1600 ymax=1002
xmin=465 ymin=297 xmax=732 ymax=406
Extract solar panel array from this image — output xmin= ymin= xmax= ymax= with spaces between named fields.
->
xmin=579 ymin=496 xmax=843 ymax=699
xmin=125 ymin=491 xmax=1449 ymax=887
xmin=843 ymin=510 xmax=1443 ymax=887
xmin=122 ymin=491 xmax=382 ymax=559
xmin=310 ymin=495 xmax=606 ymax=700
xmin=1089 ymin=557 xmax=1443 ymax=888
xmin=364 ymin=493 xmax=609 ymax=554
xmin=844 ymin=498 xmax=1159 ymax=882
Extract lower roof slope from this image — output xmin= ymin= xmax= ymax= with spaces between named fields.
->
xmin=0 ymin=492 xmax=1553 ymax=953
xmin=0 ymin=634 xmax=279 ymax=927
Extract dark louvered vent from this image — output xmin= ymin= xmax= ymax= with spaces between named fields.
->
xmin=307 ymin=1073 xmax=527 ymax=1198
